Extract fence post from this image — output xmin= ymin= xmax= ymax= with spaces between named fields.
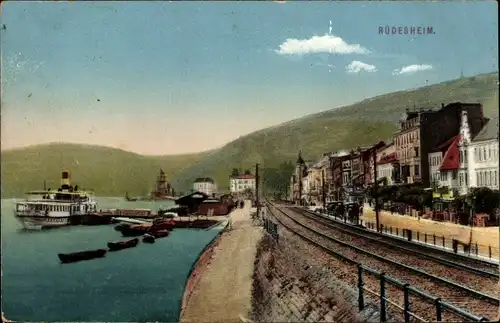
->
xmin=434 ymin=298 xmax=442 ymax=322
xmin=475 ymin=242 xmax=478 ymax=255
xmin=396 ymin=227 xmax=399 ymax=236
xmin=442 ymin=235 xmax=445 ymax=247
xmin=489 ymin=245 xmax=492 ymax=258
xmin=380 ymin=224 xmax=384 ymax=233
xmin=380 ymin=273 xmax=387 ymax=322
xmin=425 ymin=233 xmax=427 ymax=243
xmin=417 ymin=231 xmax=419 ymax=241
xmin=357 ymin=265 xmax=365 ymax=311
xmin=390 ymin=226 xmax=393 ymax=234
xmin=403 ymin=283 xmax=411 ymax=323
xmin=433 ymin=234 xmax=436 ymax=245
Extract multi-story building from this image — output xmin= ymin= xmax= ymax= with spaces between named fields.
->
xmin=466 ymin=116 xmax=499 ymax=191
xmin=291 ymin=151 xmax=313 ymax=205
xmin=394 ymin=102 xmax=486 ymax=186
xmin=376 ymin=142 xmax=397 ymax=185
xmin=229 ymin=174 xmax=256 ymax=194
xmin=193 ymin=177 xmax=217 ymax=196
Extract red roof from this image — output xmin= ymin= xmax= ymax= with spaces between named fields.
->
xmin=378 ymin=152 xmax=397 ymax=165
xmin=439 ymin=135 xmax=461 ymax=171
xmin=233 ymin=174 xmax=255 ymax=179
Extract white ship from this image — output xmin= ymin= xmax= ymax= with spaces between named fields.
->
xmin=14 ymin=171 xmax=97 ymax=229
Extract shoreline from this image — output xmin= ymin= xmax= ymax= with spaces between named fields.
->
xmin=178 ymin=220 xmax=229 ymax=320
xmin=179 ymin=201 xmax=262 ymax=322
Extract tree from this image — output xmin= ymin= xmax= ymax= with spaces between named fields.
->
xmin=231 ymin=168 xmax=240 ymax=177
xmin=244 ymin=169 xmax=252 ymax=175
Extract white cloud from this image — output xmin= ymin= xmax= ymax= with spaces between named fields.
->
xmin=392 ymin=64 xmax=433 ymax=75
xmin=345 ymin=61 xmax=377 ymax=73
xmin=275 ymin=34 xmax=370 ymax=56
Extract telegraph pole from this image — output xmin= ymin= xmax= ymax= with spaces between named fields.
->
xmin=255 ymin=163 xmax=260 ymax=215
xmin=372 ymin=148 xmax=380 ymax=232
xmin=322 ymin=170 xmax=326 ymax=207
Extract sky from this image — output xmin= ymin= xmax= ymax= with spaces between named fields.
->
xmin=1 ymin=1 xmax=498 ymax=155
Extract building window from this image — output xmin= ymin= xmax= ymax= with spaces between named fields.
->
xmin=414 ymin=147 xmax=419 ymax=157
xmin=452 ymin=170 xmax=457 ymax=180
xmin=441 ymin=172 xmax=447 ymax=181
xmin=494 ymin=171 xmax=498 ymax=186
xmin=475 ymin=148 xmax=478 ymax=161
xmin=414 ymin=165 xmax=420 ymax=176
xmin=459 ymin=173 xmax=464 ymax=186
xmin=483 ymin=147 xmax=487 ymax=161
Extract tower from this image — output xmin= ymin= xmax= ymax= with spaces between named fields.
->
xmin=458 ymin=109 xmax=471 ymax=195
xmin=296 ymin=151 xmax=305 ymax=205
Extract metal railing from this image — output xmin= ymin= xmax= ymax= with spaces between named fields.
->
xmin=265 ymin=202 xmax=489 ymax=323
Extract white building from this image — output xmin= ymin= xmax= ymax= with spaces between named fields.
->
xmin=429 ymin=110 xmax=499 ymax=196
xmin=193 ymin=177 xmax=217 ymax=196
xmin=376 ymin=143 xmax=396 ymax=185
xmin=229 ymin=174 xmax=256 ymax=194
xmin=464 ymin=115 xmax=499 ymax=191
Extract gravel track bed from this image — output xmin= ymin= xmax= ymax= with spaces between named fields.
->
xmin=293 ymin=208 xmax=499 ymax=298
xmin=270 ymin=204 xmax=497 ymax=321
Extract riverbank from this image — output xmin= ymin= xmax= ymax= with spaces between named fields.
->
xmin=179 ymin=201 xmax=263 ymax=322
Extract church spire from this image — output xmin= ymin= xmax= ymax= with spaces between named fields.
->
xmin=296 ymin=150 xmax=304 ymax=164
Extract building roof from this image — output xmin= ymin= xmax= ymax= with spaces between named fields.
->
xmin=439 ymin=135 xmax=461 ymax=171
xmin=312 ymin=155 xmax=330 ymax=168
xmin=194 ymin=177 xmax=215 ymax=184
xmin=472 ymin=117 xmax=498 ymax=142
xmin=378 ymin=152 xmax=397 ymax=165
xmin=231 ymin=174 xmax=255 ymax=179
xmin=435 ymin=135 xmax=459 ymax=151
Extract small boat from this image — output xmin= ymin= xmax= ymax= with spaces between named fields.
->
xmin=143 ymin=234 xmax=155 ymax=244
xmin=114 ymin=223 xmax=131 ymax=232
xmin=107 ymin=238 xmax=139 ymax=251
xmin=151 ymin=219 xmax=175 ymax=231
xmin=58 ymin=249 xmax=107 ymax=264
xmin=112 ymin=217 xmax=151 ymax=225
xmin=151 ymin=229 xmax=170 ymax=238
xmin=120 ymin=224 xmax=151 ymax=237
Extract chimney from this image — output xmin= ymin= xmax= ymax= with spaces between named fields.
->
xmin=61 ymin=171 xmax=70 ymax=189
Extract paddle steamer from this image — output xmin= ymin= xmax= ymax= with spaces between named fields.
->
xmin=14 ymin=171 xmax=97 ymax=229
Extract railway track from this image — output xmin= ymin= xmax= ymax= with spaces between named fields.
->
xmin=266 ymin=201 xmax=498 ymax=322
xmin=303 ymin=207 xmax=498 ymax=274
xmin=294 ymin=207 xmax=499 ymax=284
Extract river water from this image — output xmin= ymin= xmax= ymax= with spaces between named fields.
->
xmin=1 ymin=197 xmax=223 ymax=322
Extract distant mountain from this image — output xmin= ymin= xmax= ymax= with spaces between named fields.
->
xmin=1 ymin=143 xmax=209 ymax=198
xmin=170 ymin=72 xmax=499 ymax=192
xmin=2 ymin=72 xmax=497 ymax=197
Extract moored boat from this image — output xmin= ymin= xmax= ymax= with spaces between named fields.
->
xmin=15 ymin=171 xmax=97 ymax=230
xmin=120 ymin=224 xmax=151 ymax=237
xmin=58 ymin=249 xmax=107 ymax=264
xmin=143 ymin=234 xmax=156 ymax=244
xmin=107 ymin=238 xmax=139 ymax=251
xmin=151 ymin=229 xmax=170 ymax=238
xmin=151 ymin=219 xmax=175 ymax=231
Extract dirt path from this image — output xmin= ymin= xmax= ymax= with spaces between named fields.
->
xmin=180 ymin=201 xmax=263 ymax=322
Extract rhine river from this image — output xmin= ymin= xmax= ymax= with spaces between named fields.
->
xmin=1 ymin=197 xmax=224 ymax=322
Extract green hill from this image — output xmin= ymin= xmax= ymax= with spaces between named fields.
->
xmin=170 ymin=72 xmax=499 ymax=192
xmin=1 ymin=143 xmax=209 ymax=198
xmin=1 ymin=72 xmax=498 ymax=197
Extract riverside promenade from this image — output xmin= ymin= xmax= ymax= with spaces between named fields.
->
xmin=180 ymin=200 xmax=263 ymax=322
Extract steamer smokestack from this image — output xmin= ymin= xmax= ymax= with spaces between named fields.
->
xmin=61 ymin=171 xmax=70 ymax=189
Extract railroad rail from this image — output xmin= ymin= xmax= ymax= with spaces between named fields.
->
xmin=295 ymin=207 xmax=499 ymax=280
xmin=316 ymin=207 xmax=499 ymax=269
xmin=265 ymin=200 xmax=496 ymax=322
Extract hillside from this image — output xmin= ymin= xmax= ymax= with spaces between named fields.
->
xmin=1 ymin=72 xmax=498 ymax=197
xmin=170 ymin=72 xmax=499 ymax=191
xmin=0 ymin=143 xmax=209 ymax=198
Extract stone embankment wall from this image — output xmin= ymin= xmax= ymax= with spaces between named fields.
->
xmin=251 ymin=228 xmax=383 ymax=322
